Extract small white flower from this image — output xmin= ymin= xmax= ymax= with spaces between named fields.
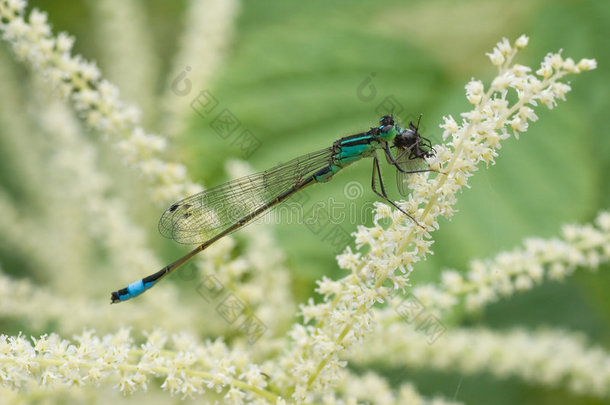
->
xmin=595 ymin=211 xmax=610 ymax=231
xmin=225 ymin=387 xmax=246 ymax=404
xmin=562 ymin=57 xmax=578 ymax=73
xmin=510 ymin=116 xmax=528 ymax=133
xmin=491 ymin=72 xmax=512 ymax=93
xmin=55 ymin=31 xmax=74 ymax=53
xmin=497 ymin=37 xmax=512 ymax=55
xmin=538 ymin=89 xmax=556 ymax=109
xmin=486 ymin=47 xmax=505 ymax=67
xmin=465 ymin=80 xmax=484 ymax=105
xmin=515 ymin=34 xmax=529 ymax=49
xmin=441 ymin=270 xmax=465 ymax=294
xmin=536 ymin=62 xmax=553 ymax=79
xmin=6 ymin=0 xmax=27 ymax=13
xmin=6 ymin=17 xmax=29 ymax=37
xmin=549 ymin=52 xmax=564 ymax=70
xmin=551 ymin=81 xmax=571 ymax=101
xmin=518 ymin=106 xmax=538 ymax=122
xmin=577 ymin=58 xmax=597 ymax=71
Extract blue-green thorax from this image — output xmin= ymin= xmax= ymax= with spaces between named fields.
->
xmin=313 ymin=124 xmax=397 ymax=183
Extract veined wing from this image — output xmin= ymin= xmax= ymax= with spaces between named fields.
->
xmin=394 ymin=152 xmax=429 ymax=197
xmin=158 ymin=147 xmax=334 ymax=244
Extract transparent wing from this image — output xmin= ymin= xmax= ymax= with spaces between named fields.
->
xmin=394 ymin=153 xmax=429 ymax=197
xmin=158 ymin=147 xmax=334 ymax=244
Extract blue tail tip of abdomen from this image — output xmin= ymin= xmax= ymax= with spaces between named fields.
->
xmin=110 ymin=279 xmax=147 ymax=304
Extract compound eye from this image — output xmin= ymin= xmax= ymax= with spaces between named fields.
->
xmin=381 ymin=124 xmax=393 ymax=132
xmin=379 ymin=115 xmax=394 ymax=127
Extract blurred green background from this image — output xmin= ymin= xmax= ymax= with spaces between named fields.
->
xmin=8 ymin=0 xmax=610 ymax=403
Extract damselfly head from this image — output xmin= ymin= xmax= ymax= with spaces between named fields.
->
xmin=379 ymin=115 xmax=395 ymax=127
xmin=393 ymin=117 xmax=435 ymax=160
xmin=378 ymin=114 xmax=395 ymax=132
